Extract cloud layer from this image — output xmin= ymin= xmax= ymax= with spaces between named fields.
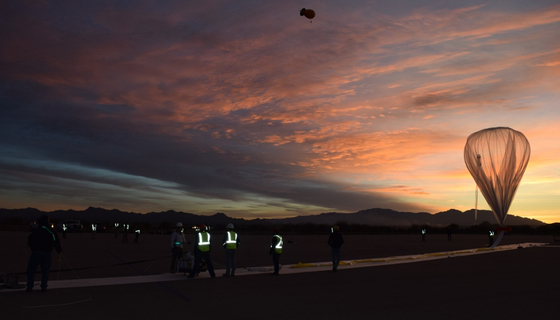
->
xmin=1 ymin=0 xmax=560 ymax=221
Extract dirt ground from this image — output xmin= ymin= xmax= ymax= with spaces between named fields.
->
xmin=2 ymin=231 xmax=558 ymax=319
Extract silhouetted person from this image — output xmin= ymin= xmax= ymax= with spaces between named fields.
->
xmin=62 ymin=222 xmax=67 ymax=239
xmin=134 ymin=224 xmax=140 ymax=243
xmin=122 ymin=222 xmax=129 ymax=243
xmin=26 ymin=215 xmax=62 ymax=292
xmin=188 ymin=224 xmax=215 ymax=278
xmin=421 ymin=229 xmax=426 ymax=241
xmin=91 ymin=222 xmax=97 ymax=239
xmin=328 ymin=225 xmax=344 ymax=272
xmin=222 ymin=223 xmax=240 ymax=277
xmin=170 ymin=222 xmax=186 ymax=273
xmin=447 ymin=227 xmax=452 ymax=241
xmin=114 ymin=222 xmax=120 ymax=239
xmin=489 ymin=231 xmax=494 ymax=247
xmin=269 ymin=228 xmax=283 ymax=275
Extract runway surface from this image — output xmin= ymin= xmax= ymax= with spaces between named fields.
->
xmin=2 ymin=232 xmax=559 ymax=319
xmin=3 ymin=241 xmax=560 ymax=320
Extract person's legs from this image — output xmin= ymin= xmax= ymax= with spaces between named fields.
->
xmin=272 ymin=252 xmax=280 ymax=274
xmin=204 ymin=252 xmax=215 ymax=278
xmin=39 ymin=251 xmax=52 ymax=290
xmin=26 ymin=252 xmax=40 ymax=290
xmin=170 ymin=247 xmax=182 ymax=273
xmin=231 ymin=250 xmax=236 ymax=275
xmin=332 ymin=248 xmax=341 ymax=271
xmin=188 ymin=252 xmax=202 ymax=278
xmin=224 ymin=250 xmax=232 ymax=276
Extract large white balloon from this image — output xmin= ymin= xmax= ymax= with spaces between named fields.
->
xmin=464 ymin=127 xmax=530 ymax=246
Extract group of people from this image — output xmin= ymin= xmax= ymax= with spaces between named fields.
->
xmin=170 ymin=222 xmax=241 ymax=278
xmin=25 ymin=215 xmax=345 ymax=292
xmin=111 ymin=222 xmax=141 ymax=243
xmin=170 ymin=222 xmax=346 ymax=277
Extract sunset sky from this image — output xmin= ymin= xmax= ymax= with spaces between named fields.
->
xmin=1 ymin=0 xmax=560 ymax=223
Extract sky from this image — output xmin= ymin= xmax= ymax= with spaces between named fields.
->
xmin=1 ymin=0 xmax=560 ymax=223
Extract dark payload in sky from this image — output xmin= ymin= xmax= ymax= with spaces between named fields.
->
xmin=300 ymin=8 xmax=315 ymax=22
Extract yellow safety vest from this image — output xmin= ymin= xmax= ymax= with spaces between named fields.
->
xmin=224 ymin=231 xmax=237 ymax=249
xmin=198 ymin=232 xmax=211 ymax=252
xmin=271 ymin=235 xmax=283 ymax=254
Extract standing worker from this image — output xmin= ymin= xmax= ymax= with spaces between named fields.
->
xmin=122 ymin=222 xmax=129 ymax=243
xmin=188 ymin=224 xmax=215 ymax=278
xmin=26 ymin=215 xmax=62 ymax=292
xmin=222 ymin=223 xmax=240 ymax=277
xmin=269 ymin=227 xmax=283 ymax=276
xmin=114 ymin=222 xmax=120 ymax=239
xmin=170 ymin=222 xmax=186 ymax=273
xmin=134 ymin=224 xmax=140 ymax=243
xmin=328 ymin=225 xmax=344 ymax=273
xmin=91 ymin=221 xmax=97 ymax=239
xmin=421 ymin=229 xmax=426 ymax=241
xmin=62 ymin=222 xmax=67 ymax=239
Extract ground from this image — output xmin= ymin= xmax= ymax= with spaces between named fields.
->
xmin=1 ymin=231 xmax=558 ymax=319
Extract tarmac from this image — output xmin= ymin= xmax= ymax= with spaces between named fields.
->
xmin=2 ymin=240 xmax=559 ymax=319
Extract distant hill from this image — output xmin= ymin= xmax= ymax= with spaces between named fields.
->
xmin=0 ymin=207 xmax=546 ymax=227
xmin=265 ymin=208 xmax=545 ymax=227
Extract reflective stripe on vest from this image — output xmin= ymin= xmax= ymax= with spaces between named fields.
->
xmin=225 ymin=231 xmax=237 ymax=249
xmin=198 ymin=232 xmax=211 ymax=252
xmin=271 ymin=235 xmax=283 ymax=254
xmin=42 ymin=226 xmax=56 ymax=241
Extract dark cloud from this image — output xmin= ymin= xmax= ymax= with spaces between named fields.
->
xmin=1 ymin=1 xmax=559 ymax=220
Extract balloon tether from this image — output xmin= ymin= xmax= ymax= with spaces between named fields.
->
xmin=474 ymin=185 xmax=478 ymax=224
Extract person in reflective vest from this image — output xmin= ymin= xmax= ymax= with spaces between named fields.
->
xmin=134 ymin=224 xmax=140 ymax=243
xmin=91 ymin=222 xmax=97 ymax=239
xmin=26 ymin=215 xmax=62 ymax=292
xmin=269 ymin=228 xmax=283 ymax=275
xmin=170 ymin=222 xmax=186 ymax=273
xmin=122 ymin=222 xmax=129 ymax=243
xmin=188 ymin=224 xmax=215 ymax=278
xmin=222 ymin=223 xmax=240 ymax=277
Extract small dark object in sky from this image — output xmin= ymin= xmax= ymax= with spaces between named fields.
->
xmin=300 ymin=8 xmax=315 ymax=22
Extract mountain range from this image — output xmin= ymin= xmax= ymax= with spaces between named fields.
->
xmin=0 ymin=207 xmax=546 ymax=227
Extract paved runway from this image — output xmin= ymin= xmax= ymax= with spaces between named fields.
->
xmin=3 ymin=242 xmax=559 ymax=319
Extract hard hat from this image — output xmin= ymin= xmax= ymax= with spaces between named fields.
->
xmin=199 ymin=224 xmax=206 ymax=231
xmin=226 ymin=223 xmax=234 ymax=229
xmin=176 ymin=222 xmax=183 ymax=227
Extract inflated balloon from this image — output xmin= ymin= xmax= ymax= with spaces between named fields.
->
xmin=300 ymin=8 xmax=315 ymax=21
xmin=464 ymin=127 xmax=530 ymax=247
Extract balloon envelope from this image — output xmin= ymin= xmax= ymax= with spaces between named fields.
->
xmin=464 ymin=127 xmax=530 ymax=226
